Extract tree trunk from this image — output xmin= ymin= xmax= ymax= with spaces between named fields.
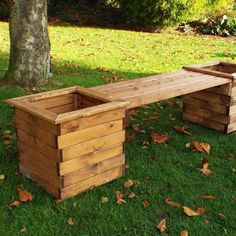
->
xmin=6 ymin=0 xmax=51 ymax=87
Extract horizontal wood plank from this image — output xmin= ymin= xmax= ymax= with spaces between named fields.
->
xmin=58 ymin=119 xmax=123 ymax=149
xmin=48 ymin=103 xmax=75 ymax=114
xmin=15 ymin=117 xmax=57 ymax=148
xmin=62 ymin=131 xmax=125 ymax=161
xmin=59 ymin=144 xmax=123 ymax=175
xmin=60 ymin=108 xmax=125 ymax=134
xmin=60 ymin=165 xmax=125 ymax=199
xmin=63 ymin=154 xmax=125 ymax=187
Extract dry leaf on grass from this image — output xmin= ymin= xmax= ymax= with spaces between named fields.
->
xmin=125 ymin=133 xmax=134 ymax=142
xmin=165 ymin=101 xmax=181 ymax=109
xmin=191 ymin=141 xmax=210 ymax=154
xmin=217 ymin=213 xmax=225 ymax=219
xmin=201 ymin=195 xmax=216 ymax=200
xmin=20 ymin=227 xmax=27 ymax=233
xmin=0 ymin=174 xmax=5 ymax=180
xmin=18 ymin=189 xmax=33 ymax=202
xmin=7 ymin=200 xmax=20 ymax=208
xmin=101 ymin=197 xmax=109 ymax=203
xmin=142 ymin=200 xmax=150 ymax=207
xmin=197 ymin=207 xmax=206 ymax=214
xmin=165 ymin=198 xmax=181 ymax=208
xmin=156 ymin=102 xmax=164 ymax=109
xmin=128 ymin=192 xmax=136 ymax=199
xmin=183 ymin=206 xmax=202 ymax=217
xmin=115 ymin=191 xmax=126 ymax=205
xmin=151 ymin=133 xmax=169 ymax=144
xmin=180 ymin=230 xmax=188 ymax=236
xmin=132 ymin=124 xmax=140 ymax=132
xmin=124 ymin=179 xmax=134 ymax=188
xmin=67 ymin=217 xmax=75 ymax=225
xmin=156 ymin=218 xmax=167 ymax=233
xmin=174 ymin=125 xmax=191 ymax=135
xmin=205 ymin=219 xmax=210 ymax=224
xmin=197 ymin=159 xmax=212 ymax=176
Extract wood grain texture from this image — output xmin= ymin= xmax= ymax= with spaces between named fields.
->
xmin=62 ymin=154 xmax=125 ymax=187
xmin=61 ymin=131 xmax=125 ymax=161
xmin=58 ymin=119 xmax=123 ymax=149
xmin=60 ymin=165 xmax=125 ymax=199
xmin=59 ymin=144 xmax=123 ymax=175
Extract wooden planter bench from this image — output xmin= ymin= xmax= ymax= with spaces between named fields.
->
xmin=7 ymin=61 xmax=236 ymax=200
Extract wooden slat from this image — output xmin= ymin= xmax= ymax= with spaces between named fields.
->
xmin=18 ymin=142 xmax=59 ymax=175
xmin=80 ymin=95 xmax=104 ymax=109
xmin=17 ymin=129 xmax=60 ymax=162
xmin=59 ymin=144 xmax=123 ymax=175
xmin=183 ymin=96 xmax=228 ymax=114
xmin=20 ymin=153 xmax=61 ymax=190
xmin=55 ymin=101 xmax=129 ymax=124
xmin=63 ymin=155 xmax=125 ymax=187
xmin=184 ymin=104 xmax=229 ymax=124
xmin=231 ymin=87 xmax=236 ymax=97
xmin=227 ymin=122 xmax=236 ymax=133
xmin=31 ymin=94 xmax=74 ymax=109
xmin=62 ymin=131 xmax=125 ymax=161
xmin=183 ymin=113 xmax=226 ymax=132
xmin=58 ymin=119 xmax=123 ymax=149
xmin=60 ymin=108 xmax=125 ymax=134
xmin=60 ymin=165 xmax=125 ymax=199
xmin=229 ymin=114 xmax=236 ymax=124
xmin=48 ymin=103 xmax=75 ymax=114
xmin=229 ymin=105 xmax=236 ymax=116
xmin=206 ymin=84 xmax=232 ymax=96
xmin=15 ymin=109 xmax=59 ymax=135
xmin=15 ymin=117 xmax=57 ymax=148
xmin=190 ymin=91 xmax=231 ymax=106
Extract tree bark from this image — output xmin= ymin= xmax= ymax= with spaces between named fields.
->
xmin=6 ymin=0 xmax=51 ymax=87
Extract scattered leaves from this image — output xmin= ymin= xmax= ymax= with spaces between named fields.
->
xmin=101 ymin=197 xmax=109 ymax=203
xmin=180 ymin=230 xmax=188 ymax=236
xmin=124 ymin=179 xmax=134 ymax=188
xmin=67 ymin=217 xmax=75 ymax=225
xmin=197 ymin=159 xmax=212 ymax=176
xmin=142 ymin=200 xmax=150 ymax=207
xmin=151 ymin=133 xmax=169 ymax=144
xmin=174 ymin=125 xmax=191 ymax=135
xmin=18 ymin=189 xmax=33 ymax=202
xmin=201 ymin=195 xmax=216 ymax=200
xmin=165 ymin=198 xmax=181 ymax=208
xmin=191 ymin=141 xmax=210 ymax=154
xmin=115 ymin=191 xmax=126 ymax=205
xmin=183 ymin=206 xmax=201 ymax=217
xmin=165 ymin=101 xmax=181 ymax=109
xmin=156 ymin=218 xmax=167 ymax=233
xmin=7 ymin=200 xmax=20 ymax=208
xmin=128 ymin=192 xmax=136 ymax=199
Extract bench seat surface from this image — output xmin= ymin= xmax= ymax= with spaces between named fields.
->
xmin=91 ymin=70 xmax=231 ymax=109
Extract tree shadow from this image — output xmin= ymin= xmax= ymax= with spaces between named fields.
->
xmin=214 ymin=52 xmax=236 ymax=60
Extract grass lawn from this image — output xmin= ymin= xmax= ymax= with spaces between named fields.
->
xmin=0 ymin=22 xmax=236 ymax=235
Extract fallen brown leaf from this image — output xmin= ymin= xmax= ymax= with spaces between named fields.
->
xmin=197 ymin=207 xmax=206 ymax=214
xmin=125 ymin=133 xmax=134 ymax=142
xmin=7 ymin=200 xmax=20 ymax=208
xmin=165 ymin=198 xmax=181 ymax=208
xmin=3 ymin=140 xmax=11 ymax=145
xmin=165 ymin=101 xmax=181 ymax=109
xmin=156 ymin=102 xmax=164 ymax=109
xmin=132 ymin=124 xmax=140 ymax=132
xmin=67 ymin=217 xmax=75 ymax=225
xmin=128 ymin=192 xmax=136 ymax=199
xmin=191 ymin=141 xmax=210 ymax=154
xmin=201 ymin=195 xmax=216 ymax=200
xmin=183 ymin=206 xmax=201 ymax=217
xmin=124 ymin=179 xmax=134 ymax=188
xmin=156 ymin=218 xmax=167 ymax=233
xmin=180 ymin=230 xmax=188 ymax=236
xmin=18 ymin=189 xmax=33 ymax=202
xmin=142 ymin=200 xmax=150 ymax=207
xmin=205 ymin=219 xmax=210 ymax=224
xmin=174 ymin=125 xmax=191 ymax=135
xmin=151 ymin=133 xmax=169 ymax=144
xmin=197 ymin=159 xmax=212 ymax=176
xmin=217 ymin=213 xmax=225 ymax=219
xmin=115 ymin=191 xmax=126 ymax=205
xmin=0 ymin=174 xmax=5 ymax=180
xmin=20 ymin=227 xmax=27 ymax=233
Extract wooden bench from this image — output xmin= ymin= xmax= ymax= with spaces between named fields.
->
xmin=7 ymin=61 xmax=236 ymax=200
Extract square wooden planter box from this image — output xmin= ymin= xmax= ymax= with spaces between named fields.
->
xmin=183 ymin=61 xmax=236 ymax=133
xmin=8 ymin=86 xmax=129 ymax=200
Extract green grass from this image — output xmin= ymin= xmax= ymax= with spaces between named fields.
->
xmin=1 ymin=22 xmax=236 ymax=235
